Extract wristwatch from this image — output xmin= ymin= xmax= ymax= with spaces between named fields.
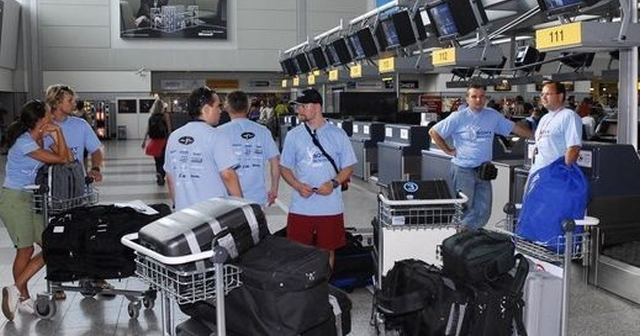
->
xmin=331 ymin=179 xmax=340 ymax=189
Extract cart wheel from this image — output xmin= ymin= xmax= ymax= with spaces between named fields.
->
xmin=142 ymin=296 xmax=155 ymax=309
xmin=128 ymin=301 xmax=141 ymax=319
xmin=35 ymin=297 xmax=56 ymax=319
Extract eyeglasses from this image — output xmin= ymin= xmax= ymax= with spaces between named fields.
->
xmin=539 ymin=92 xmax=558 ymax=97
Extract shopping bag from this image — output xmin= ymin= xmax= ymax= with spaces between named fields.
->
xmin=516 ymin=157 xmax=588 ymax=253
xmin=144 ymin=138 xmax=167 ymax=157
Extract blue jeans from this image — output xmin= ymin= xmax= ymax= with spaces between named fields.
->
xmin=451 ymin=164 xmax=492 ymax=230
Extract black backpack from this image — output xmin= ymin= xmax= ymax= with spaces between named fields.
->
xmin=375 ymin=259 xmax=467 ymax=336
xmin=147 ymin=113 xmax=168 ymax=139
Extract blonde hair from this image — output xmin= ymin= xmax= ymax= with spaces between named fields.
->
xmin=45 ymin=84 xmax=76 ymax=110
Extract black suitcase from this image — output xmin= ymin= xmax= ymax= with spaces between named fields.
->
xmin=138 ymin=197 xmax=268 ymax=271
xmin=387 ymin=180 xmax=452 ymax=201
xmin=441 ymin=229 xmax=515 ymax=284
xmin=331 ymin=229 xmax=374 ymax=292
xmin=42 ymin=203 xmax=171 ymax=282
xmin=180 ymin=235 xmax=334 ymax=336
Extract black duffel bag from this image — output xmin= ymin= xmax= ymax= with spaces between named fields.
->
xmin=441 ymin=229 xmax=515 ymax=283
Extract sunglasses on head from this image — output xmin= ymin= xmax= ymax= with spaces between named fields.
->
xmin=197 ymin=87 xmax=216 ymax=109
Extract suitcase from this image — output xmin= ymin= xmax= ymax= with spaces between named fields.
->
xmin=138 ymin=197 xmax=268 ymax=271
xmin=35 ymin=161 xmax=88 ymax=211
xmin=328 ymin=285 xmax=352 ymax=336
xmin=387 ymin=180 xmax=452 ymax=201
xmin=522 ymin=269 xmax=562 ymax=336
xmin=179 ymin=235 xmax=333 ymax=336
xmin=331 ymin=229 xmax=375 ymax=291
xmin=43 ymin=203 xmax=171 ymax=282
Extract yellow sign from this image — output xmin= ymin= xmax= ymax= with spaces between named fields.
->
xmin=308 ymin=74 xmax=316 ymax=85
xmin=535 ymin=22 xmax=582 ymax=51
xmin=293 ymin=77 xmax=300 ymax=86
xmin=350 ymin=64 xmax=362 ymax=78
xmin=378 ymin=57 xmax=395 ymax=73
xmin=329 ymin=69 xmax=339 ymax=81
xmin=432 ymin=48 xmax=456 ymax=66
xmin=313 ymin=70 xmax=321 ymax=76
xmin=281 ymin=79 xmax=287 ymax=88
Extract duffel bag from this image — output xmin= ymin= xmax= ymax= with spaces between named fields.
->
xmin=441 ymin=229 xmax=515 ymax=283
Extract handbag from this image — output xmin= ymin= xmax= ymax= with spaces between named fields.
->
xmin=144 ymin=138 xmax=167 ymax=157
xmin=304 ymin=123 xmax=349 ymax=191
xmin=477 ymin=162 xmax=497 ymax=181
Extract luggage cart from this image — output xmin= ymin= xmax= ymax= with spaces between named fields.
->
xmin=27 ymin=182 xmax=157 ymax=320
xmin=121 ymin=232 xmax=242 ymax=336
xmin=496 ymin=203 xmax=599 ymax=336
xmin=372 ymin=192 xmax=467 ymax=335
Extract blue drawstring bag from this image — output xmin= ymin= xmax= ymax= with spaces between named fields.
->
xmin=516 ymin=157 xmax=589 ymax=253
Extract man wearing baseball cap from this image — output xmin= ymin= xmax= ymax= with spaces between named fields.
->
xmin=280 ymin=88 xmax=357 ymax=268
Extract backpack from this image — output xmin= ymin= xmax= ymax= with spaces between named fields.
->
xmin=147 ymin=113 xmax=168 ymax=139
xmin=35 ymin=161 xmax=88 ymax=211
xmin=375 ymin=259 xmax=467 ymax=336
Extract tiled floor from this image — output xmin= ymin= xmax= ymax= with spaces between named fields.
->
xmin=0 ymin=139 xmax=638 ymax=335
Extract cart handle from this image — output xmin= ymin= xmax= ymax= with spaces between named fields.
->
xmin=377 ymin=191 xmax=468 ymax=206
xmin=121 ymin=232 xmax=216 ymax=265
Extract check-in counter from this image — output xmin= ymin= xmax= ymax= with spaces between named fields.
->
xmin=377 ymin=124 xmax=429 ymax=186
xmin=487 ymin=159 xmax=525 ymax=229
xmin=278 ymin=115 xmax=297 ymax=151
xmin=326 ymin=118 xmax=354 ymax=137
xmin=350 ymin=122 xmax=385 ymax=181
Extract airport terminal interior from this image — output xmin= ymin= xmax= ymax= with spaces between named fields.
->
xmin=1 ymin=0 xmax=640 ymax=335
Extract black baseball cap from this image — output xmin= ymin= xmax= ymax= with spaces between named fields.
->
xmin=291 ymin=88 xmax=323 ymax=106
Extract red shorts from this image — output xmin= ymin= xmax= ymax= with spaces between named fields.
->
xmin=286 ymin=212 xmax=346 ymax=251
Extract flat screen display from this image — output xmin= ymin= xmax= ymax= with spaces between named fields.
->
xmin=381 ymin=19 xmax=400 ymax=47
xmin=339 ymin=92 xmax=398 ymax=123
xmin=295 ymin=53 xmax=311 ymax=74
xmin=413 ymin=8 xmax=431 ymax=41
xmin=347 ymin=28 xmax=378 ymax=60
xmin=308 ymin=47 xmax=328 ymax=70
xmin=139 ymin=99 xmax=156 ymax=113
xmin=538 ymin=0 xmax=597 ymax=15
xmin=120 ymin=0 xmax=228 ymax=39
xmin=326 ymin=38 xmax=352 ymax=66
xmin=280 ymin=58 xmax=297 ymax=76
xmin=117 ymin=99 xmax=137 ymax=114
xmin=428 ymin=3 xmax=458 ymax=39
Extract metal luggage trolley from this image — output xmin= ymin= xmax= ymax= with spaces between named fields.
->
xmin=372 ymin=191 xmax=467 ymax=335
xmin=27 ymin=182 xmax=157 ymax=320
xmin=121 ymin=232 xmax=242 ymax=336
xmin=496 ymin=203 xmax=599 ymax=336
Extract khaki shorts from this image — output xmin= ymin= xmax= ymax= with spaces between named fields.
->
xmin=0 ymin=188 xmax=44 ymax=248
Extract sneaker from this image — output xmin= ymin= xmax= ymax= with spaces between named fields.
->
xmin=2 ymin=285 xmax=20 ymax=321
xmin=18 ymin=298 xmax=34 ymax=315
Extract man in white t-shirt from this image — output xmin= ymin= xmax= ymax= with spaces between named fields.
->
xmin=164 ymin=87 xmax=242 ymax=210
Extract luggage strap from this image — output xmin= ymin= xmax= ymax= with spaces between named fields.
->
xmin=508 ymin=254 xmax=529 ymax=336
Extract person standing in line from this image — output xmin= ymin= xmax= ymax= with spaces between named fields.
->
xmin=45 ymin=84 xmax=107 ymax=297
xmin=429 ymin=84 xmax=533 ymax=231
xmin=1 ymin=100 xmax=73 ymax=320
xmin=529 ymin=81 xmax=582 ymax=177
xmin=164 ymin=86 xmax=242 ymax=210
xmin=218 ymin=91 xmax=280 ymax=206
xmin=280 ymin=88 xmax=356 ymax=268
xmin=141 ymin=99 xmax=172 ymax=186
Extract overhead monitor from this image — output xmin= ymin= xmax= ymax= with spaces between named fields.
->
xmin=374 ymin=9 xmax=417 ymax=51
xmin=425 ymin=0 xmax=488 ymax=41
xmin=295 ymin=53 xmax=311 ymax=74
xmin=280 ymin=58 xmax=297 ymax=76
xmin=347 ymin=27 xmax=379 ymax=60
xmin=560 ymin=52 xmax=595 ymax=70
xmin=533 ymin=52 xmax=547 ymax=72
xmin=480 ymin=56 xmax=507 ymax=77
xmin=451 ymin=67 xmax=475 ymax=79
xmin=537 ymin=0 xmax=600 ymax=17
xmin=325 ymin=37 xmax=352 ymax=66
xmin=413 ymin=8 xmax=431 ymax=41
xmin=307 ymin=46 xmax=329 ymax=71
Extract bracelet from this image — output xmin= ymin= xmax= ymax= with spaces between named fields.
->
xmin=90 ymin=167 xmax=101 ymax=173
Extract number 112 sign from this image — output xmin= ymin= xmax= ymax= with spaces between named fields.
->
xmin=536 ymin=22 xmax=582 ymax=51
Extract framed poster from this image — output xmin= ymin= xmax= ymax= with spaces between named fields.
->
xmin=117 ymin=99 xmax=137 ymax=114
xmin=120 ymin=0 xmax=228 ymax=39
xmin=139 ymin=99 xmax=156 ymax=113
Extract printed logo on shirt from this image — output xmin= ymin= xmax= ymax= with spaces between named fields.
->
xmin=476 ymin=130 xmax=493 ymax=139
xmin=241 ymin=132 xmax=255 ymax=140
xmin=179 ymin=136 xmax=195 ymax=145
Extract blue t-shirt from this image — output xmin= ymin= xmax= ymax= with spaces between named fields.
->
xmin=530 ymin=107 xmax=582 ymax=176
xmin=218 ymin=118 xmax=279 ymax=205
xmin=3 ymin=132 xmax=53 ymax=190
xmin=54 ymin=116 xmax=101 ymax=161
xmin=280 ymin=122 xmax=357 ymax=216
xmin=164 ymin=121 xmax=239 ymax=210
xmin=432 ymin=107 xmax=514 ymax=168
